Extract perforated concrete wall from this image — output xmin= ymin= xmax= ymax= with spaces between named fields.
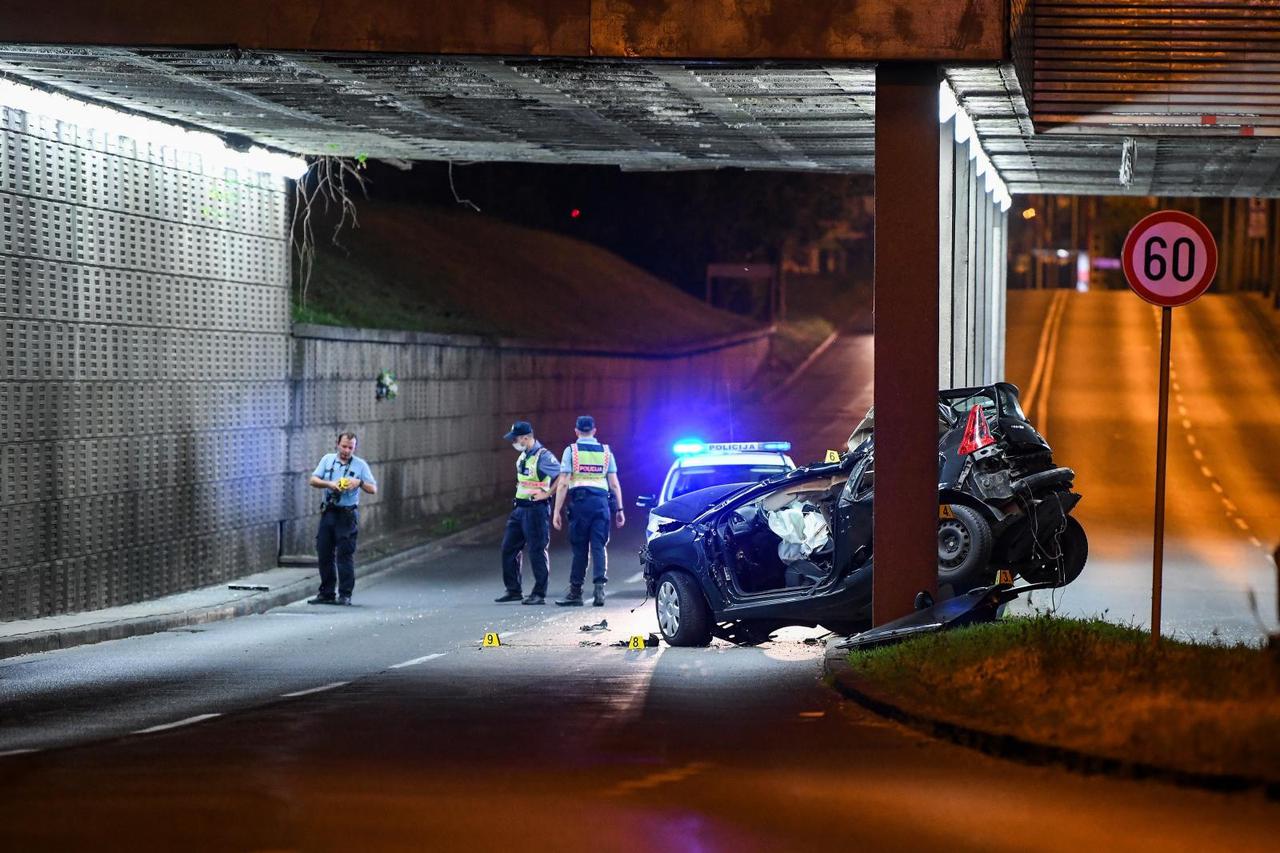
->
xmin=1 ymin=104 xmax=292 ymax=620
xmin=282 ymin=326 xmax=771 ymax=556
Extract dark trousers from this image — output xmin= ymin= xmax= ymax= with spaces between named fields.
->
xmin=568 ymin=489 xmax=611 ymax=588
xmin=501 ymin=503 xmax=551 ymax=596
xmin=316 ymin=507 xmax=359 ymax=598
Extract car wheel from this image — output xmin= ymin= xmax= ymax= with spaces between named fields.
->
xmin=1019 ymin=516 xmax=1088 ymax=586
xmin=656 ymin=571 xmax=712 ymax=647
xmin=937 ymin=505 xmax=994 ymax=592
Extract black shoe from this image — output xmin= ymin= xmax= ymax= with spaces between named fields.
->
xmin=555 ymin=586 xmax=584 ymax=607
xmin=308 ymin=594 xmax=336 ymax=605
xmin=592 ymin=583 xmax=606 ymax=607
xmin=494 ymin=591 xmax=524 ymax=603
xmin=335 ymin=595 xmax=352 ymax=606
xmin=521 ymin=594 xmax=546 ymax=605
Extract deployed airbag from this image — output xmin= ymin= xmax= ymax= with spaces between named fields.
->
xmin=766 ymin=501 xmax=830 ymax=561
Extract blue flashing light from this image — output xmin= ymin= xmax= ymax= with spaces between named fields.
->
xmin=673 ymin=439 xmax=791 ymax=456
xmin=672 ymin=439 xmax=707 ymax=456
xmin=761 ymin=441 xmax=792 ymax=452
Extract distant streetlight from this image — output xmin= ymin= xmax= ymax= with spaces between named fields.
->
xmin=1022 ymin=208 xmax=1036 ymax=220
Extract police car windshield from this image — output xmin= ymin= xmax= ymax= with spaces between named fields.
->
xmin=671 ymin=466 xmax=788 ymax=499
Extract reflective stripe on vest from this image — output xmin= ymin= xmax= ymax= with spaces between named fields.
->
xmin=569 ymin=442 xmax=611 ymax=489
xmin=514 ymin=448 xmax=552 ymax=500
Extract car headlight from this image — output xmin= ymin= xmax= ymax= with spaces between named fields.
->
xmin=646 ymin=513 xmax=677 ymax=542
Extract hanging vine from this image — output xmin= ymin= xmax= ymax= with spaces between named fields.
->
xmin=291 ymin=154 xmax=369 ymax=309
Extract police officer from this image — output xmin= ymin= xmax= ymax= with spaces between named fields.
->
xmin=308 ymin=432 xmax=377 ymax=606
xmin=495 ymin=421 xmax=561 ymax=605
xmin=553 ymin=415 xmax=625 ymax=607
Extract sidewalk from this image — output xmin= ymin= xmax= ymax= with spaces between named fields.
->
xmin=0 ymin=515 xmax=507 ymax=661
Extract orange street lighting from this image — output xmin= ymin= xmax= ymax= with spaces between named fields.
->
xmin=1022 ymin=207 xmax=1037 ymax=220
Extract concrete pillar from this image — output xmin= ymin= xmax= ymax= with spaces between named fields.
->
xmin=938 ymin=117 xmax=955 ymax=390
xmin=873 ymin=62 xmax=941 ymax=625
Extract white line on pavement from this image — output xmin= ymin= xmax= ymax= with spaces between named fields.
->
xmin=133 ymin=713 xmax=222 ymax=734
xmin=281 ymin=681 xmax=350 ymax=698
xmin=0 ymin=748 xmax=40 ymax=758
xmin=389 ymin=653 xmax=445 ymax=669
xmin=625 ymin=571 xmax=645 ymax=584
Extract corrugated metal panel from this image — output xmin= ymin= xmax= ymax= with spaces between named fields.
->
xmin=1034 ymin=0 xmax=1280 ymax=136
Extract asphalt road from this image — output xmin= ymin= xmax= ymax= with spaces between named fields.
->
xmin=4 ymin=322 xmax=1279 ymax=850
xmin=1003 ymin=290 xmax=1280 ymax=644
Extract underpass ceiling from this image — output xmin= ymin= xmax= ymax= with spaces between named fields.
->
xmin=3 ymin=44 xmax=1280 ymax=196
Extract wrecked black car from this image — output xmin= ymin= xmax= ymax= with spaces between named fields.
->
xmin=641 ymin=382 xmax=1087 ymax=646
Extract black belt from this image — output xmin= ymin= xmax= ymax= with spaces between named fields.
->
xmin=569 ymin=487 xmax=609 ymax=500
xmin=324 ymin=504 xmax=358 ymax=514
xmin=513 ymin=498 xmax=548 ymax=508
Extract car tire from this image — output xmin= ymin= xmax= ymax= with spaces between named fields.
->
xmin=1019 ymin=516 xmax=1088 ymax=586
xmin=656 ymin=571 xmax=712 ymax=647
xmin=937 ymin=504 xmax=994 ymax=592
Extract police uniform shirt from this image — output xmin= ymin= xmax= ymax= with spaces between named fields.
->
xmin=312 ymin=453 xmax=377 ymax=507
xmin=559 ymin=437 xmax=616 ymax=490
xmin=522 ymin=441 xmax=562 ymax=483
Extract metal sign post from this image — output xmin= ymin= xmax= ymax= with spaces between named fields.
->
xmin=1122 ymin=210 xmax=1218 ymax=648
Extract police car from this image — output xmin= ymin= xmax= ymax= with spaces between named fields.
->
xmin=636 ymin=440 xmax=796 ymax=541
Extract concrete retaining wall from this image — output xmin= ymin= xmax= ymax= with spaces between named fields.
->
xmin=282 ymin=325 xmax=771 ymax=555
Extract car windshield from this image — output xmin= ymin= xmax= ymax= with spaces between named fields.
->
xmin=670 ymin=465 xmax=789 ymax=499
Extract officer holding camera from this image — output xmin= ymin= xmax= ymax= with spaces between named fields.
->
xmin=308 ymin=432 xmax=377 ymax=606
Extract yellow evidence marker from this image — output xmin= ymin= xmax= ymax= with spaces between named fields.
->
xmin=628 ymin=635 xmax=646 ymax=650
xmin=483 ymin=632 xmax=501 ymax=647
xmin=824 ymin=449 xmax=841 ymax=463
xmin=938 ymin=504 xmax=955 ymax=519
xmin=996 ymin=569 xmax=1015 ymax=585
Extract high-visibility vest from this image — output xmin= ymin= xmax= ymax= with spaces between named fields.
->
xmin=514 ymin=447 xmax=552 ymax=500
xmin=568 ymin=441 xmax=611 ymax=490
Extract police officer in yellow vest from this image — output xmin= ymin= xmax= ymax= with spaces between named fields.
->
xmin=552 ymin=415 xmax=625 ymax=606
xmin=495 ymin=421 xmax=561 ymax=605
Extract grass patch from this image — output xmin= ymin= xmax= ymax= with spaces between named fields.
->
xmin=847 ymin=616 xmax=1280 ymax=780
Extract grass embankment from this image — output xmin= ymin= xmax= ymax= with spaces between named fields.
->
xmin=847 ymin=617 xmax=1280 ymax=781
xmin=295 ymin=203 xmax=759 ymax=348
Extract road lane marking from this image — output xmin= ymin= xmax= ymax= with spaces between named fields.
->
xmin=1182 ymin=418 xmax=1193 ymax=429
xmin=1192 ymin=449 xmax=1204 ymax=461
xmin=1234 ymin=518 xmax=1250 ymax=532
xmin=133 ymin=714 xmax=221 ymax=734
xmin=1186 ymin=434 xmax=1196 ymax=446
xmin=1223 ymin=499 xmax=1237 ymax=513
xmin=1250 ymin=536 xmax=1263 ymax=548
xmin=389 ymin=653 xmax=445 ymax=669
xmin=625 ymin=571 xmax=645 ymax=584
xmin=281 ymin=681 xmax=350 ymax=698
xmin=0 ymin=748 xmax=40 ymax=758
xmin=1211 ymin=482 xmax=1224 ymax=494
xmin=1200 ymin=465 xmax=1213 ymax=478
xmin=604 ymin=761 xmax=712 ymax=797
xmin=1022 ymin=290 xmax=1066 ymax=418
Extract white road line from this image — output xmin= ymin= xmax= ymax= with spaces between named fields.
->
xmin=0 ymin=748 xmax=40 ymax=758
xmin=1186 ymin=434 xmax=1197 ymax=446
xmin=1192 ymin=449 xmax=1204 ymax=461
xmin=1211 ymin=482 xmax=1224 ymax=494
xmin=1250 ymin=536 xmax=1263 ymax=548
xmin=389 ymin=653 xmax=445 ymax=669
xmin=133 ymin=713 xmax=221 ymax=734
xmin=1223 ymin=499 xmax=1238 ymax=513
xmin=1033 ymin=291 xmax=1068 ymax=431
xmin=1200 ymin=465 xmax=1213 ymax=479
xmin=1177 ymin=404 xmax=1188 ymax=416
xmin=625 ymin=571 xmax=645 ymax=584
xmin=281 ymin=681 xmax=350 ymax=698
xmin=1235 ymin=518 xmax=1250 ymax=532
xmin=1022 ymin=290 xmax=1066 ymax=417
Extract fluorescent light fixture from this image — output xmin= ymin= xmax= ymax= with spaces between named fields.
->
xmin=940 ymin=79 xmax=1011 ymax=212
xmin=0 ymin=78 xmax=309 ymax=180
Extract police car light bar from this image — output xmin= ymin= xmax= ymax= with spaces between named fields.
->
xmin=672 ymin=440 xmax=791 ymax=455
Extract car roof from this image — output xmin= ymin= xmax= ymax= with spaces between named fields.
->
xmin=672 ymin=452 xmax=794 ymax=469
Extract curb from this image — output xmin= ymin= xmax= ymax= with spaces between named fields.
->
xmin=823 ymin=642 xmax=1280 ymax=800
xmin=0 ymin=515 xmax=508 ymax=661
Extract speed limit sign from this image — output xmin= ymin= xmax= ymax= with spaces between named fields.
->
xmin=1122 ymin=210 xmax=1217 ymax=306
xmin=1121 ymin=209 xmax=1218 ymax=649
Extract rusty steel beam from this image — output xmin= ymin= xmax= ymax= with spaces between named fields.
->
xmin=0 ymin=0 xmax=1006 ymax=60
xmin=872 ymin=62 xmax=941 ymax=626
